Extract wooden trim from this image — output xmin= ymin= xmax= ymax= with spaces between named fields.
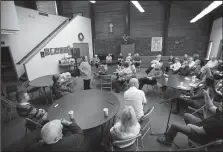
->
xmin=163 ymin=1 xmax=171 ymax=56
xmin=89 ymin=3 xmax=95 ymax=40
xmin=125 ymin=1 xmax=130 ymax=36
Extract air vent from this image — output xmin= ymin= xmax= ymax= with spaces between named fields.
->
xmin=38 ymin=12 xmax=48 ymax=17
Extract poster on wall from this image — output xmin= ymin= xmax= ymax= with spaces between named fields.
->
xmin=151 ymin=37 xmax=163 ymax=52
xmin=40 ymin=52 xmax=45 ymax=57
xmin=50 ymin=48 xmax=55 ymax=55
xmin=44 ymin=48 xmax=50 ymax=56
xmin=55 ymin=48 xmax=60 ymax=54
xmin=60 ymin=47 xmax=64 ymax=54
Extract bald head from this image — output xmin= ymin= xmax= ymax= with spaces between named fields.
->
xmin=129 ymin=78 xmax=139 ymax=88
xmin=41 ymin=120 xmax=63 ymax=144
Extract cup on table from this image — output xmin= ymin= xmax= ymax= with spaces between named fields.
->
xmin=68 ymin=110 xmax=74 ymax=119
xmin=180 ymin=82 xmax=183 ymax=86
xmin=165 ymin=78 xmax=168 ymax=82
xmin=103 ymin=108 xmax=108 ymax=117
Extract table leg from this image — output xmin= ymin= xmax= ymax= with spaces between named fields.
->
xmin=40 ymin=87 xmax=49 ymax=104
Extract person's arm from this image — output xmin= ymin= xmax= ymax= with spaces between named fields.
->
xmin=62 ymin=119 xmax=84 ymax=135
xmin=203 ymin=89 xmax=217 ymax=114
xmin=141 ymin=91 xmax=147 ymax=105
xmin=151 ymin=70 xmax=163 ymax=79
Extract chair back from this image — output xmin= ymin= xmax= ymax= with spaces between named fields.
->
xmin=1 ymin=96 xmax=17 ymax=108
xmin=112 ymin=133 xmax=141 ymax=151
xmin=139 ymin=106 xmax=154 ymax=122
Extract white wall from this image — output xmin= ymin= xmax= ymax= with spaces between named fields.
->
xmin=1 ymin=6 xmax=67 ymax=78
xmin=1 ymin=1 xmax=20 ymax=32
xmin=25 ymin=16 xmax=93 ymax=81
xmin=209 ymin=17 xmax=222 ymax=58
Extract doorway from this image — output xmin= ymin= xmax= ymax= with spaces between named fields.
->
xmin=1 ymin=46 xmax=17 ymax=82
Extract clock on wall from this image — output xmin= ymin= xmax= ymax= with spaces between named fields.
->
xmin=78 ymin=33 xmax=84 ymax=41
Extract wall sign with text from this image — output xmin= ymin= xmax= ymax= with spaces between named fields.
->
xmin=151 ymin=37 xmax=163 ymax=52
xmin=40 ymin=46 xmax=72 ymax=58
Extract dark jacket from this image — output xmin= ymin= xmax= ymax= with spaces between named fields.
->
xmin=190 ymin=65 xmax=201 ymax=76
xmin=28 ymin=122 xmax=85 ymax=151
xmin=178 ymin=66 xmax=190 ymax=76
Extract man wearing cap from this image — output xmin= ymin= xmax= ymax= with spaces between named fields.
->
xmin=28 ymin=118 xmax=85 ymax=151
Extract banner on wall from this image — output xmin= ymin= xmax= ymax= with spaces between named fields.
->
xmin=40 ymin=46 xmax=73 ymax=58
xmin=151 ymin=37 xmax=163 ymax=52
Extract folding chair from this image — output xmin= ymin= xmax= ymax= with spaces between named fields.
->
xmin=21 ymin=80 xmax=42 ymax=99
xmin=180 ymin=139 xmax=222 ymax=151
xmin=92 ymin=71 xmax=100 ymax=85
xmin=188 ymin=105 xmax=207 ymax=119
xmin=100 ymin=75 xmax=112 ymax=91
xmin=1 ymin=96 xmax=17 ymax=122
xmin=138 ymin=106 xmax=154 ymax=148
xmin=111 ymin=133 xmax=142 ymax=151
xmin=25 ymin=118 xmax=43 ymax=136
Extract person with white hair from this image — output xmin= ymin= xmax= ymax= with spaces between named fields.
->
xmin=126 ymin=53 xmax=132 ymax=61
xmin=170 ymin=57 xmax=181 ymax=73
xmin=145 ymin=54 xmax=162 ymax=74
xmin=139 ymin=64 xmax=163 ymax=90
xmin=28 ymin=119 xmax=84 ymax=151
xmin=109 ymin=106 xmax=141 ymax=150
xmin=124 ymin=78 xmax=148 ymax=120
xmin=93 ymin=54 xmax=100 ymax=68
xmin=106 ymin=54 xmax=113 ymax=65
xmin=204 ymin=56 xmax=218 ymax=69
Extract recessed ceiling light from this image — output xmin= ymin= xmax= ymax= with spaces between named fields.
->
xmin=90 ymin=1 xmax=96 ymax=3
xmin=131 ymin=1 xmax=145 ymax=13
xmin=190 ymin=1 xmax=222 ymax=23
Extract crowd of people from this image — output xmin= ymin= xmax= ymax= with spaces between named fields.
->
xmin=13 ymin=52 xmax=223 ymax=151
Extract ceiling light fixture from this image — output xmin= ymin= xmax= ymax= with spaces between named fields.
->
xmin=131 ymin=1 xmax=145 ymax=13
xmin=90 ymin=1 xmax=96 ymax=3
xmin=190 ymin=1 xmax=222 ymax=23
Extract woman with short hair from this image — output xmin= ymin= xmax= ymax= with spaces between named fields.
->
xmin=109 ymin=106 xmax=141 ymax=149
xmin=79 ymin=56 xmax=92 ymax=90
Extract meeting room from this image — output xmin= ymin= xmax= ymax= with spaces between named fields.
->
xmin=1 ymin=1 xmax=223 ymax=151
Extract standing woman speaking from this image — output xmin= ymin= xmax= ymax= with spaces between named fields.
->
xmin=79 ymin=56 xmax=92 ymax=90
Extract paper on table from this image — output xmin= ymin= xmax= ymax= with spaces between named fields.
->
xmin=189 ymin=83 xmax=196 ymax=87
xmin=178 ymin=85 xmax=188 ymax=89
xmin=163 ymin=74 xmax=169 ymax=77
xmin=185 ymin=77 xmax=190 ymax=80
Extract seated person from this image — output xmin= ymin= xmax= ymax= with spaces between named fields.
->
xmin=212 ymin=61 xmax=223 ymax=80
xmin=145 ymin=54 xmax=162 ymax=74
xmin=110 ymin=106 xmax=141 ymax=150
xmin=183 ymin=54 xmax=188 ymax=62
xmin=126 ymin=53 xmax=132 ymax=62
xmin=114 ymin=62 xmax=133 ymax=93
xmin=93 ymin=54 xmax=100 ymax=68
xmin=133 ymin=53 xmax=141 ymax=67
xmin=170 ymin=58 xmax=181 ymax=74
xmin=157 ymin=89 xmax=223 ymax=147
xmin=124 ymin=78 xmax=148 ymax=120
xmin=215 ymin=79 xmax=223 ymax=101
xmin=188 ymin=57 xmax=195 ymax=68
xmin=171 ymin=77 xmax=215 ymax=114
xmin=193 ymin=53 xmax=200 ymax=61
xmin=178 ymin=61 xmax=191 ymax=76
xmin=16 ymin=91 xmax=48 ymax=127
xmin=117 ymin=53 xmax=124 ymax=65
xmin=52 ymin=74 xmax=75 ymax=99
xmin=201 ymin=56 xmax=219 ymax=71
xmin=168 ymin=55 xmax=175 ymax=64
xmin=98 ymin=63 xmax=108 ymax=75
xmin=139 ymin=64 xmax=163 ymax=90
xmin=28 ymin=118 xmax=85 ymax=151
xmin=190 ymin=59 xmax=202 ymax=77
xmin=106 ymin=54 xmax=113 ymax=65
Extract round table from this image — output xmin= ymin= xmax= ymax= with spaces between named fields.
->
xmin=29 ymin=75 xmax=54 ymax=87
xmin=47 ymin=89 xmax=120 ymax=130
xmin=157 ymin=74 xmax=195 ymax=91
xmin=29 ymin=75 xmax=54 ymax=104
